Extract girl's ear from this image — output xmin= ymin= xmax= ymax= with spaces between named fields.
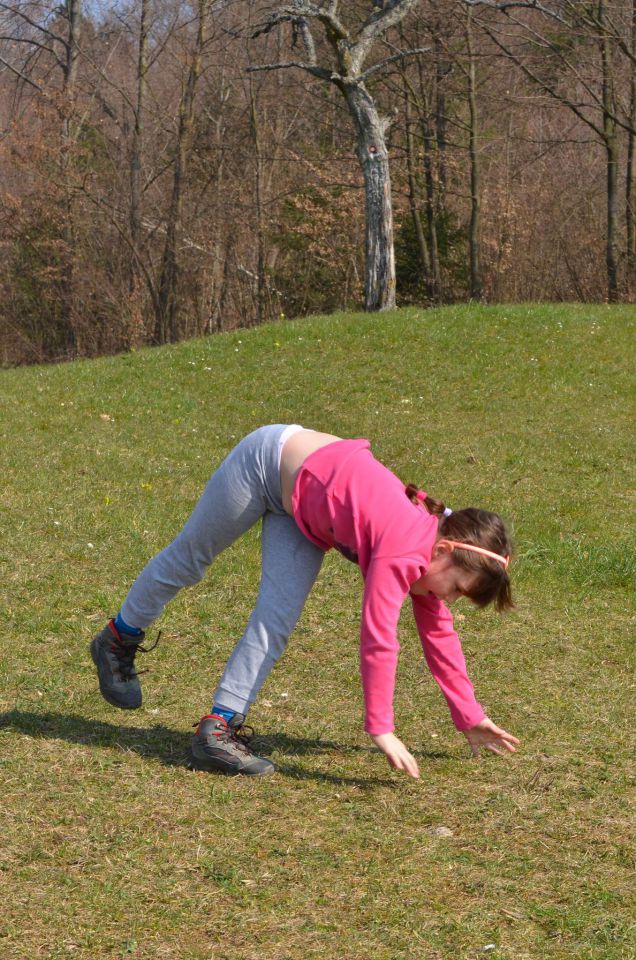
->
xmin=431 ymin=539 xmax=454 ymax=559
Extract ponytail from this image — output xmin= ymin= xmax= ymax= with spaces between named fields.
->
xmin=404 ymin=484 xmax=447 ymax=517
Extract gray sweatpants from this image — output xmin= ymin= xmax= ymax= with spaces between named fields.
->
xmin=120 ymin=425 xmax=325 ymax=715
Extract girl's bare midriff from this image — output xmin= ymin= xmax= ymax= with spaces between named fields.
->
xmin=280 ymin=429 xmax=342 ymax=514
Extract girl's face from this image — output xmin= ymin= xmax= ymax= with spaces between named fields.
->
xmin=411 ymin=544 xmax=477 ymax=605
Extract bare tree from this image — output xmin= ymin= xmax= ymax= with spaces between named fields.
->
xmin=465 ymin=2 xmax=481 ymax=298
xmin=402 ymin=75 xmax=435 ymax=295
xmin=463 ymin=0 xmax=636 ymax=300
xmin=130 ymin=0 xmax=149 ymax=297
xmin=0 ymin=0 xmax=84 ymax=345
xmin=627 ymin=0 xmax=636 ymax=289
xmin=250 ymin=1 xmax=428 ymax=311
xmin=155 ymin=0 xmax=211 ymax=344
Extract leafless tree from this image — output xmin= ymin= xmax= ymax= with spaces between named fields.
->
xmin=627 ymin=0 xmax=636 ymax=289
xmin=154 ymin=0 xmax=211 ymax=343
xmin=129 ymin=0 xmax=149 ymax=298
xmin=0 ymin=0 xmax=83 ymax=343
xmin=463 ymin=0 xmax=636 ymax=300
xmin=249 ymin=1 xmax=428 ymax=311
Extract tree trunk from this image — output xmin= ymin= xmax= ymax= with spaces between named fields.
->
xmin=404 ymin=87 xmax=433 ymax=297
xmin=627 ymin=0 xmax=636 ymax=294
xmin=155 ymin=0 xmax=207 ymax=344
xmin=600 ymin=0 xmax=619 ymax=302
xmin=342 ymin=81 xmax=396 ymax=312
xmin=466 ymin=5 xmax=481 ymax=300
xmin=421 ymin=107 xmax=441 ymax=301
xmin=415 ymin=58 xmax=441 ymax=300
xmin=60 ymin=0 xmax=81 ymax=353
xmin=249 ymin=75 xmax=267 ymax=325
xmin=435 ymin=35 xmax=448 ymax=194
xmin=130 ymin=0 xmax=149 ymax=294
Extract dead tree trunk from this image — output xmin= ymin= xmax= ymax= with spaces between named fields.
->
xmin=340 ymin=80 xmax=396 ymax=310
xmin=250 ymin=0 xmax=423 ymax=312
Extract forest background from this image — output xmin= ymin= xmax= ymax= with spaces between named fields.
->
xmin=1 ymin=0 xmax=635 ymax=367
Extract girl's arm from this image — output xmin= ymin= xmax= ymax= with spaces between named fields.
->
xmin=359 ymin=557 xmax=417 ymax=736
xmin=360 ymin=558 xmax=422 ymax=778
xmin=411 ymin=593 xmax=519 ymax=756
xmin=410 ymin=592 xmax=486 ymax=730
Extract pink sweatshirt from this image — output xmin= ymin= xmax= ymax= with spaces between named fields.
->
xmin=291 ymin=439 xmax=486 ymax=736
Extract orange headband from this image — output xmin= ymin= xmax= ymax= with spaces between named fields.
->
xmin=439 ymin=539 xmax=510 ymax=570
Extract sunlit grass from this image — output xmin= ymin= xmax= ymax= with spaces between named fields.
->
xmin=0 ymin=303 xmax=634 ymax=959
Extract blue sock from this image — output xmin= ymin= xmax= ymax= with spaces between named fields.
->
xmin=114 ymin=611 xmax=143 ymax=637
xmin=212 ymin=705 xmax=236 ymax=724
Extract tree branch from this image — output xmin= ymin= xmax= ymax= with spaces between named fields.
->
xmin=246 ymin=60 xmax=332 ymax=81
xmin=482 ymin=14 xmax=636 ymax=136
xmin=252 ymin=4 xmax=349 ymax=43
xmin=292 ymin=0 xmax=317 ymax=65
xmin=287 ymin=2 xmax=349 ymax=40
xmin=0 ymin=53 xmax=43 ymax=91
xmin=0 ymin=35 xmax=66 ymax=72
xmin=353 ymin=0 xmax=421 ymax=74
xmin=359 ymin=47 xmax=431 ymax=82
xmin=465 ymin=0 xmax=636 ymax=67
xmin=481 ymin=20 xmax=605 ymax=139
xmin=0 ymin=2 xmax=67 ymax=46
xmin=462 ymin=0 xmax=568 ymax=23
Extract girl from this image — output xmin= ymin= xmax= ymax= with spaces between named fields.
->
xmin=91 ymin=424 xmax=519 ymax=778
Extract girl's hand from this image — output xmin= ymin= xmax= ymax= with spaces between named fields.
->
xmin=463 ymin=717 xmax=520 ymax=757
xmin=371 ymin=732 xmax=420 ymax=779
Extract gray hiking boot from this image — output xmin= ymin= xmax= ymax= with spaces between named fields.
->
xmin=90 ymin=619 xmax=158 ymax=709
xmin=191 ymin=713 xmax=275 ymax=776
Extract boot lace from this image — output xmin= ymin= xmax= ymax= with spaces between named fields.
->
xmin=194 ymin=716 xmax=256 ymax=755
xmin=112 ymin=631 xmax=161 ymax=682
xmin=229 ymin=722 xmax=255 ymax=753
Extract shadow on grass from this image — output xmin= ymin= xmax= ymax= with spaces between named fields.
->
xmin=0 ymin=709 xmax=450 ymax=788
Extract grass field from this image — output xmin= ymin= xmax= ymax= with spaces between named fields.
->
xmin=0 ymin=303 xmax=634 ymax=960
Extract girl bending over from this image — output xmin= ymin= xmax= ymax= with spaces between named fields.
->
xmin=91 ymin=425 xmax=519 ymax=778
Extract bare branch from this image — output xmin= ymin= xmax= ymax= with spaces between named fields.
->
xmin=353 ymin=0 xmax=421 ymax=74
xmin=462 ymin=0 xmax=568 ymax=23
xmin=480 ymin=19 xmax=606 ymax=139
xmin=296 ymin=18 xmax=317 ymax=63
xmin=464 ymin=0 xmax=636 ymax=66
xmin=480 ymin=10 xmax=636 ymax=136
xmin=246 ymin=60 xmax=332 ymax=82
xmin=285 ymin=2 xmax=349 ymax=40
xmin=291 ymin=0 xmax=317 ymax=65
xmin=359 ymin=0 xmax=423 ymax=39
xmin=250 ymin=1 xmax=350 ymax=48
xmin=0 ymin=2 xmax=66 ymax=46
xmin=0 ymin=52 xmax=43 ymax=91
xmin=359 ymin=46 xmax=431 ymax=82
xmin=0 ymin=35 xmax=65 ymax=72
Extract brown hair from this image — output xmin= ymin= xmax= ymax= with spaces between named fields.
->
xmin=405 ymin=485 xmax=514 ymax=612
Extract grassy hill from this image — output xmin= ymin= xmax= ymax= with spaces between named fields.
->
xmin=0 ymin=304 xmax=634 ymax=960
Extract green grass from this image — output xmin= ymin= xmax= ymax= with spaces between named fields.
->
xmin=0 ymin=303 xmax=634 ymax=960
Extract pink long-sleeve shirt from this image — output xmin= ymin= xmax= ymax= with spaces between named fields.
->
xmin=291 ymin=439 xmax=486 ymax=736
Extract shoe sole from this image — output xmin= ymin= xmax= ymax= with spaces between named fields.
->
xmin=90 ymin=640 xmax=142 ymax=710
xmin=189 ymin=753 xmax=276 ymax=777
